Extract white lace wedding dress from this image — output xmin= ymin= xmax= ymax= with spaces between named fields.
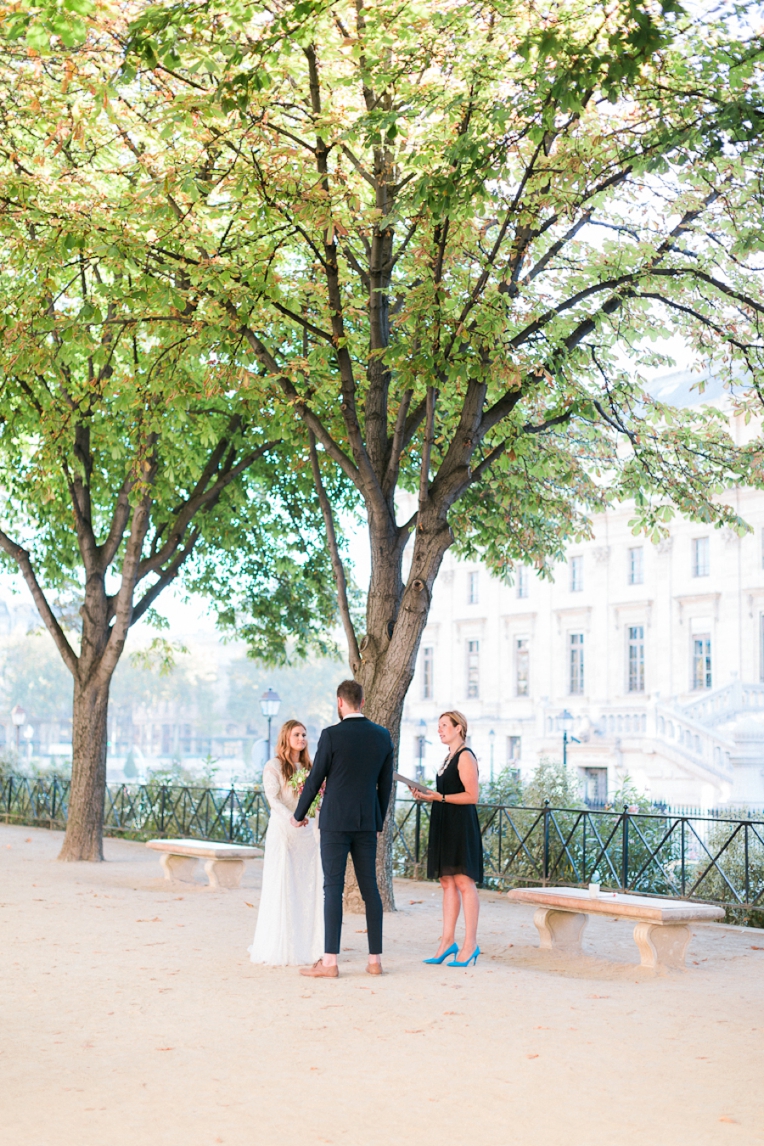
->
xmin=249 ymin=760 xmax=324 ymax=965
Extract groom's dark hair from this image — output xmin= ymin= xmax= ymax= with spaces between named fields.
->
xmin=337 ymin=679 xmax=364 ymax=710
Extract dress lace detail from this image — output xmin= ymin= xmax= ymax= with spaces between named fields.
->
xmin=249 ymin=761 xmax=324 ymax=965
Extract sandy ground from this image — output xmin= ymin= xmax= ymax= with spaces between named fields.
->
xmin=2 ymin=823 xmax=764 ymax=1146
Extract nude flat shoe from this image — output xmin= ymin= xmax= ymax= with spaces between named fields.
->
xmin=366 ymin=962 xmax=383 ymax=975
xmin=300 ymin=960 xmax=339 ymax=978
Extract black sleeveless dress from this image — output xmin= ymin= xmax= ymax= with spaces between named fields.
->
xmin=426 ymin=747 xmax=484 ymax=884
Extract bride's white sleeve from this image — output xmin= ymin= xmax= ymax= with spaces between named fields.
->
xmin=262 ymin=764 xmax=292 ymax=821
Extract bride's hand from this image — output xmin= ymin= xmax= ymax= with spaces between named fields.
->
xmin=290 ymin=815 xmax=308 ymax=828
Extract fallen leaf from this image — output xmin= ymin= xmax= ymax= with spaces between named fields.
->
xmin=25 ymin=838 xmax=32 ymax=843
xmin=719 ymin=1116 xmax=738 ymax=1124
xmin=405 ymin=1029 xmax=424 ymax=1034
xmin=156 ymin=1047 xmax=173 ymax=1052
xmin=245 ymin=902 xmax=255 ymax=908
xmin=526 ymin=1053 xmax=539 ymax=1059
xmin=355 ymin=929 xmax=367 ymax=933
xmin=586 ymin=994 xmax=609 ymax=999
xmin=750 ymin=945 xmax=764 ymax=951
xmin=535 ymin=1025 xmax=550 ymax=1029
xmin=409 ymin=900 xmax=423 ymax=904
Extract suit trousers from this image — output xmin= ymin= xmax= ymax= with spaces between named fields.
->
xmin=320 ymin=830 xmax=383 ymax=955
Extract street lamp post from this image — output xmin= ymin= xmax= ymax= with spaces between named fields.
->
xmin=558 ymin=709 xmax=579 ymax=768
xmin=489 ymin=728 xmax=495 ymax=785
xmin=23 ymin=724 xmax=34 ymax=764
xmin=260 ymin=688 xmax=282 ymax=760
xmin=11 ymin=705 xmax=25 ymax=761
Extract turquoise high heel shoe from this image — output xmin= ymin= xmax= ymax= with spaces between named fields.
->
xmin=423 ymin=943 xmax=458 ymax=965
xmin=448 ymin=946 xmax=480 ymax=967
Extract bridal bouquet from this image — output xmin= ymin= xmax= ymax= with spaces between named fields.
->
xmin=287 ymin=768 xmax=325 ymax=818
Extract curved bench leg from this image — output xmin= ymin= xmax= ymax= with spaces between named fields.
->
xmin=633 ymin=922 xmax=691 ymax=970
xmin=533 ymin=907 xmax=588 ymax=952
xmin=204 ymin=858 xmax=246 ymax=889
xmin=159 ymin=853 xmax=200 ymax=884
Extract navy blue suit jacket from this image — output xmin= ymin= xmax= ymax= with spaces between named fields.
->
xmin=294 ymin=715 xmax=394 ymax=832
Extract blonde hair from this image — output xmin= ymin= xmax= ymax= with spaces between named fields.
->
xmin=274 ymin=720 xmax=312 ymax=783
xmin=439 ymin=710 xmax=468 ymax=740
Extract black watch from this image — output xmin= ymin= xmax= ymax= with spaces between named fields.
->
xmin=441 ymin=792 xmax=446 ymax=803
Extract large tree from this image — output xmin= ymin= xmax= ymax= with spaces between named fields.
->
xmin=3 ymin=1 xmax=764 ymax=893
xmin=0 ymin=15 xmax=339 ymax=858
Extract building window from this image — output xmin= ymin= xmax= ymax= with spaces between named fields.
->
xmin=570 ymin=555 xmax=583 ymax=592
xmin=466 ymin=640 xmax=480 ymax=698
xmin=507 ymin=736 xmax=521 ymax=764
xmin=414 ymin=735 xmax=427 ymax=778
xmin=628 ymin=547 xmax=644 ymax=585
xmin=421 ymin=646 xmax=434 ymax=700
xmin=583 ymin=768 xmax=608 ymax=807
xmin=569 ymin=632 xmax=584 ymax=694
xmin=692 ymin=634 xmax=712 ymax=690
xmin=627 ymin=625 xmax=645 ymax=693
xmin=468 ymin=571 xmax=479 ymax=604
xmin=515 ymin=636 xmax=529 ymax=696
xmin=692 ymin=537 xmax=710 ymax=577
xmin=517 ymin=566 xmax=529 ymax=598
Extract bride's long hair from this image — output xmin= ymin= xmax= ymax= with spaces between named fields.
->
xmin=274 ymin=720 xmax=312 ymax=783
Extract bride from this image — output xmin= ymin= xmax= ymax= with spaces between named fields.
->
xmin=249 ymin=719 xmax=324 ymax=966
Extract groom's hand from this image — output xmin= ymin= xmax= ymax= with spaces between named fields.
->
xmin=290 ymin=815 xmax=308 ymax=828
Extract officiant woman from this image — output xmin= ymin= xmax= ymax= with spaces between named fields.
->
xmin=412 ymin=710 xmax=483 ymax=968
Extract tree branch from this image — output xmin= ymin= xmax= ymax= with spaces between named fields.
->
xmin=419 ymin=387 xmax=437 ymax=513
xmin=0 ymin=527 xmax=79 ymax=677
xmin=97 ymin=474 xmax=134 ymax=571
xmin=308 ymin=431 xmax=361 ymax=673
xmin=235 ymin=318 xmax=363 ymax=490
xmin=130 ymin=529 xmax=200 ymax=625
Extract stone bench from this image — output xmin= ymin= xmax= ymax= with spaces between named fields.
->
xmin=507 ymin=886 xmax=725 ymax=970
xmin=146 ymin=839 xmax=263 ymax=889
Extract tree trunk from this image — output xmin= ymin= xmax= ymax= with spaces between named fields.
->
xmin=344 ymin=508 xmax=454 ymax=912
xmin=58 ymin=677 xmax=111 ymax=861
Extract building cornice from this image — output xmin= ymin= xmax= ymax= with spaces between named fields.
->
xmin=673 ymin=591 xmax=721 ymax=623
xmin=611 ymin=599 xmax=654 ymax=629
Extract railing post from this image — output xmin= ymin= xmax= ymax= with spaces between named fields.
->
xmin=229 ymin=788 xmax=235 ymax=842
xmin=159 ymin=785 xmax=166 ymax=834
xmin=543 ymin=800 xmax=550 ymax=883
xmin=582 ymin=814 xmax=587 ymax=883
xmin=745 ymin=821 xmax=750 ymax=906
xmin=681 ymin=817 xmax=686 ymax=896
xmin=51 ymin=777 xmax=57 ymax=822
xmin=621 ymin=804 xmax=629 ymax=891
xmin=415 ymin=801 xmax=421 ymax=866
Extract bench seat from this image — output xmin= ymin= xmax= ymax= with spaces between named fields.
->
xmin=146 ymin=838 xmax=263 ymax=888
xmin=507 ymin=886 xmax=725 ymax=970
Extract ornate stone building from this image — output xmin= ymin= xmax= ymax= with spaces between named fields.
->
xmin=402 ymin=395 xmax=764 ymax=809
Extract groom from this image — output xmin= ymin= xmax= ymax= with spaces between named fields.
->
xmin=292 ymin=679 xmax=394 ymax=978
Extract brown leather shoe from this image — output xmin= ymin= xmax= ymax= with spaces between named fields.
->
xmin=299 ymin=960 xmax=339 ymax=978
xmin=366 ymin=961 xmax=383 ymax=976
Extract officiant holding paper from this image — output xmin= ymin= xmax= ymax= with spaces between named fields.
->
xmin=408 ymin=711 xmax=483 ymax=968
